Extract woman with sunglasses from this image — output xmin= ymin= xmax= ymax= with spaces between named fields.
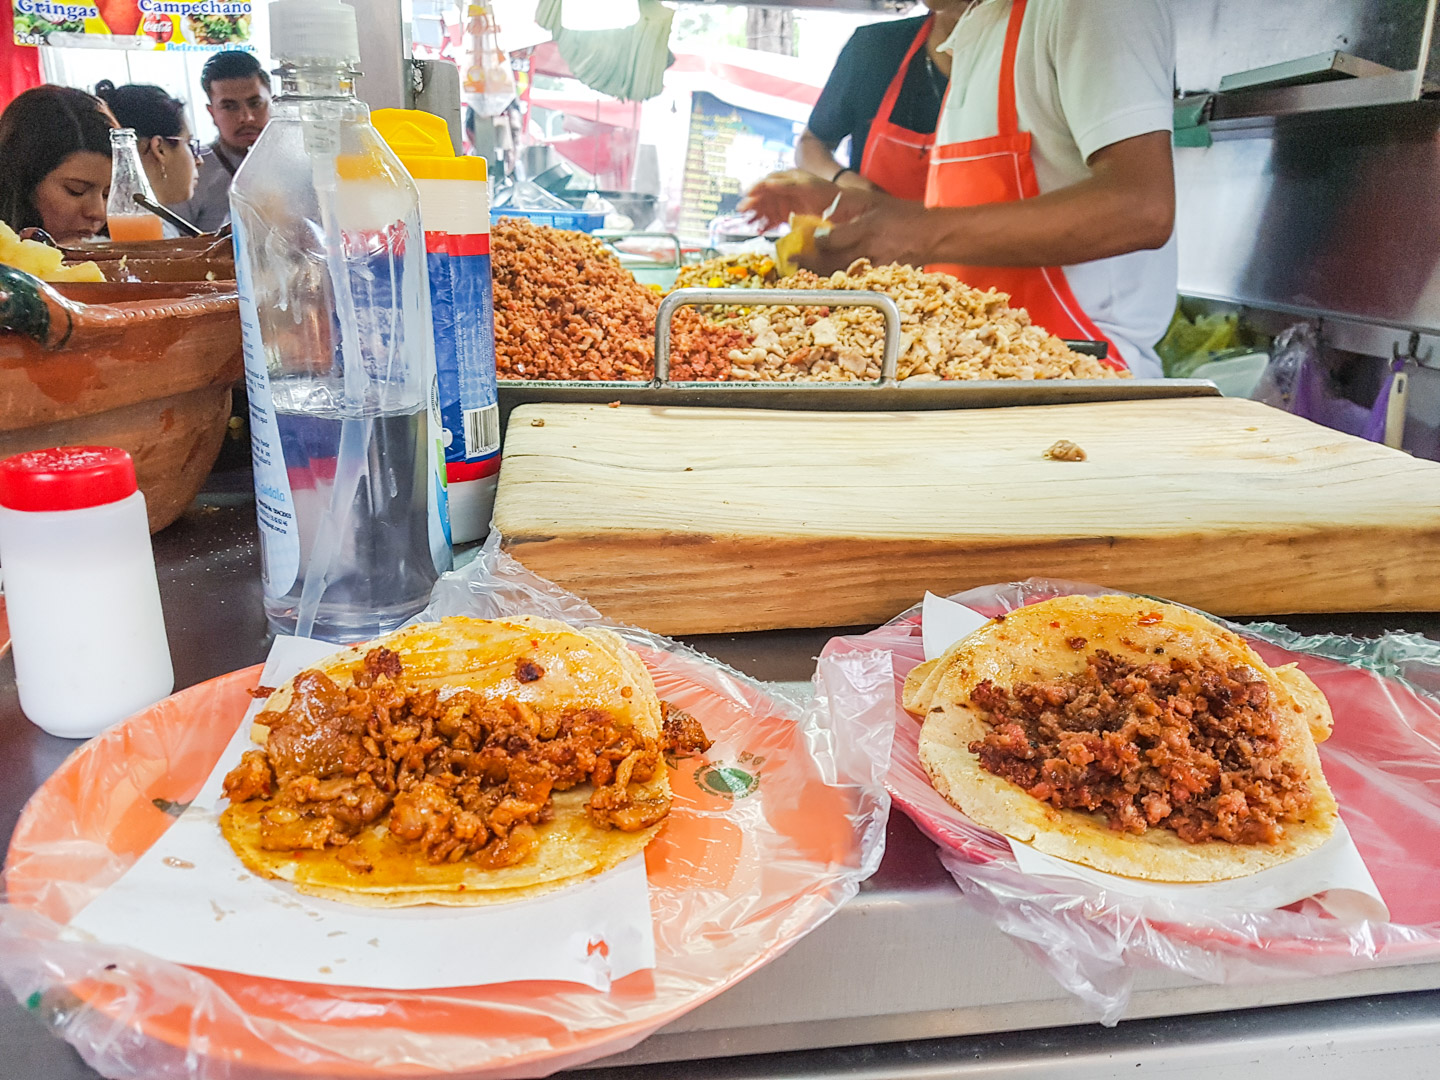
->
xmin=94 ymin=81 xmax=200 ymax=232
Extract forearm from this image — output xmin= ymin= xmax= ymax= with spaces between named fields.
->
xmin=795 ymin=128 xmax=844 ymax=182
xmin=920 ymin=174 xmax=1174 ymax=268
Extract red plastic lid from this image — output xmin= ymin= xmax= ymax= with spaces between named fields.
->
xmin=0 ymin=446 xmax=138 ymax=512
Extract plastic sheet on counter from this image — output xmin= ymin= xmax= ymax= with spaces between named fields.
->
xmin=0 ymin=536 xmax=893 ymax=1079
xmin=823 ymin=579 xmax=1440 ymax=1025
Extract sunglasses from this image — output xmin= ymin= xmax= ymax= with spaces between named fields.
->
xmin=162 ymin=135 xmax=204 ymax=162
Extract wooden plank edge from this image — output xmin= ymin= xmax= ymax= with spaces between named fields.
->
xmin=501 ymin=530 xmax=1440 ymax=636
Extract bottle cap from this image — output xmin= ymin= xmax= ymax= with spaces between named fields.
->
xmin=269 ymin=0 xmax=361 ymax=64
xmin=0 ymin=446 xmax=138 ymax=512
xmin=372 ymin=108 xmax=488 ymax=181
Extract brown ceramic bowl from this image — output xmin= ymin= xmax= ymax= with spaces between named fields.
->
xmin=64 ymin=235 xmax=235 ymax=284
xmin=0 ymin=269 xmax=243 ymax=532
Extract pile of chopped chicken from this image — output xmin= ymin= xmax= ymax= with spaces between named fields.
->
xmin=222 ymin=647 xmax=711 ymax=871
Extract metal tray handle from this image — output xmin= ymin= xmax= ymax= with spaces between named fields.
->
xmin=655 ymin=288 xmax=903 ymax=388
xmin=596 ymin=231 xmax=683 ymax=270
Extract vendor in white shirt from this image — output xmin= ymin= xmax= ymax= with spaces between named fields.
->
xmin=169 ymin=50 xmax=271 ymax=234
xmin=742 ymin=0 xmax=1177 ymax=378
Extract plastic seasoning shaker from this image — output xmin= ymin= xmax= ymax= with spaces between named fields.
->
xmin=0 ymin=447 xmax=173 ymax=738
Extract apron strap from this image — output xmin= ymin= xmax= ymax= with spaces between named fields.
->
xmin=881 ymin=17 xmax=934 ymax=127
xmin=996 ymin=0 xmax=1028 ymax=138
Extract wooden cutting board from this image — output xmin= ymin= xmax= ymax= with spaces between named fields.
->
xmin=495 ymin=399 xmax=1440 ymax=635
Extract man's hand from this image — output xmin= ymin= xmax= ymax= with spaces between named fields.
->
xmin=738 ymin=170 xmax=881 ymax=232
xmin=798 ymin=199 xmax=933 ymax=274
xmin=920 ymin=131 xmax=1175 ymax=267
xmin=749 ymin=129 xmax=1175 ymax=271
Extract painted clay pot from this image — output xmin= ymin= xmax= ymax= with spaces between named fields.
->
xmin=0 ymin=267 xmax=242 ymax=532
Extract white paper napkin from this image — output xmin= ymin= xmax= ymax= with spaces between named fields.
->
xmin=68 ymin=635 xmax=657 ymax=990
xmin=921 ymin=591 xmax=990 ymax=660
xmin=919 ymin=593 xmax=1388 ymax=922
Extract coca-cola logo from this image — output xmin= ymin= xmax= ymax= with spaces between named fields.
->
xmin=141 ymin=11 xmax=172 ymax=40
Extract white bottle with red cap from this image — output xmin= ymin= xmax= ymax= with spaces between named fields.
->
xmin=0 ymin=446 xmax=173 ymax=739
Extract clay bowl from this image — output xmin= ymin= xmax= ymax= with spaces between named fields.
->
xmin=0 ymin=267 xmax=242 ymax=532
xmin=64 ymin=234 xmax=232 ymax=261
xmin=64 ymin=235 xmax=235 ymax=284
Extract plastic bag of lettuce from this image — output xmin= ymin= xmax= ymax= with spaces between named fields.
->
xmin=1155 ymin=303 xmax=1262 ymax=378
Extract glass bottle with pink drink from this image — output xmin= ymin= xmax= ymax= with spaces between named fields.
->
xmin=105 ymin=128 xmax=164 ymax=242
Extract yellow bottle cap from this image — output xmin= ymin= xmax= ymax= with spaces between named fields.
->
xmin=372 ymin=108 xmax=488 ymax=182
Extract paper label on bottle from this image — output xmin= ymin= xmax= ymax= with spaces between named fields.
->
xmin=419 ymin=233 xmax=453 ymax=570
xmin=232 ymin=217 xmax=301 ymax=598
xmin=436 ymin=232 xmax=498 ymax=467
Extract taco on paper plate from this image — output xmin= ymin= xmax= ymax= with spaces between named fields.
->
xmin=904 ymin=595 xmax=1337 ymax=882
xmin=220 ymin=616 xmax=710 ymax=907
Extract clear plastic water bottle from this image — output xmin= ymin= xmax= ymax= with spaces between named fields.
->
xmin=230 ymin=0 xmax=451 ymax=643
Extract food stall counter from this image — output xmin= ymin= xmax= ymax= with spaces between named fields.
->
xmin=3 ymin=481 xmax=1440 ymax=1079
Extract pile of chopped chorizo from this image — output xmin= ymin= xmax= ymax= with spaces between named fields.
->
xmin=967 ymin=650 xmax=1312 ymax=844
xmin=491 ymin=217 xmax=746 ymax=382
xmin=222 ymin=647 xmax=710 ymax=870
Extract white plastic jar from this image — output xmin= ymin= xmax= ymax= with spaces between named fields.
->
xmin=0 ymin=446 xmax=173 ymax=738
xmin=373 ymin=108 xmax=499 ymax=545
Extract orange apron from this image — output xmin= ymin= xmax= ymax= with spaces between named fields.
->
xmin=858 ymin=17 xmax=937 ymax=202
xmin=924 ymin=0 xmax=1126 ymax=369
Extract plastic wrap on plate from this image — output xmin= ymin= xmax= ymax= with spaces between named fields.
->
xmin=0 ymin=537 xmax=893 ymax=1079
xmin=824 ymin=579 xmax=1440 ymax=1025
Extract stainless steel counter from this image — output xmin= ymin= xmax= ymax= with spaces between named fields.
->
xmin=3 ymin=483 xmax=1439 ymax=1078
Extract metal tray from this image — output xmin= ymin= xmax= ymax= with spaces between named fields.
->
xmin=497 ymin=379 xmax=1220 ymax=429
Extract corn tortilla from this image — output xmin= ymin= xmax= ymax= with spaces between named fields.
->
xmin=905 ymin=595 xmax=1337 ymax=882
xmin=221 ymin=616 xmax=670 ymax=906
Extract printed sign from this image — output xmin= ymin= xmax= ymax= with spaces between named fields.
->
xmin=12 ymin=0 xmax=252 ymax=50
xmin=678 ymin=90 xmax=804 ymax=245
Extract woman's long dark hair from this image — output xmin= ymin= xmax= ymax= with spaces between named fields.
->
xmin=0 ymin=85 xmax=116 ymax=234
xmin=93 ymin=80 xmax=186 ymax=141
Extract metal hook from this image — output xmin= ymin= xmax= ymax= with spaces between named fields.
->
xmin=1394 ymin=331 xmax=1423 ymax=365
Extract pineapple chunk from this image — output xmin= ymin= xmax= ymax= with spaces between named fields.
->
xmin=0 ymin=221 xmax=105 ymax=282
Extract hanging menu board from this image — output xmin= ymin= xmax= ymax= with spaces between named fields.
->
xmin=678 ymin=90 xmax=803 ymax=245
xmin=12 ymin=0 xmax=252 ymax=50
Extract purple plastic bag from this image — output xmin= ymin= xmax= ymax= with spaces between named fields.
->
xmin=1260 ymin=322 xmax=1400 ymax=444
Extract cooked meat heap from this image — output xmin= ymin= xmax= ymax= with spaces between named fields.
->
xmin=678 ymin=257 xmax=1123 ymax=382
xmin=967 ymin=650 xmax=1313 ymax=844
xmin=491 ymin=217 xmax=747 ymax=381
xmin=222 ymin=647 xmax=711 ymax=869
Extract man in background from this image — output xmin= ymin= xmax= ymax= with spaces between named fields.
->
xmin=168 ymin=50 xmax=270 ymax=233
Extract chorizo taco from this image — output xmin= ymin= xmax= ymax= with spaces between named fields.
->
xmin=904 ymin=595 xmax=1337 ymax=882
xmin=220 ymin=616 xmax=710 ymax=907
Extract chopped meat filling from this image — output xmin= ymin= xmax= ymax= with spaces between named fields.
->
xmin=967 ymin=650 xmax=1312 ymax=845
xmin=222 ymin=647 xmax=707 ymax=867
xmin=222 ymin=749 xmax=274 ymax=802
xmin=660 ymin=703 xmax=713 ymax=757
